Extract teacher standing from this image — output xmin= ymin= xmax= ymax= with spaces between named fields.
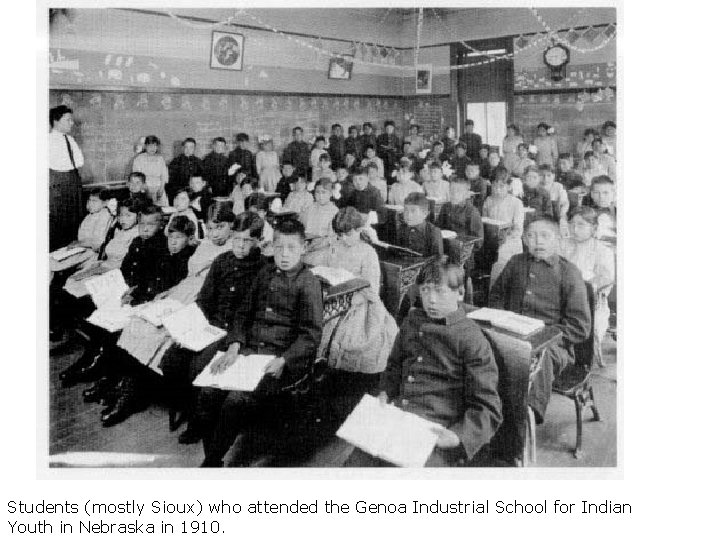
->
xmin=49 ymin=105 xmax=84 ymax=251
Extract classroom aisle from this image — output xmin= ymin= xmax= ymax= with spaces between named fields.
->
xmin=48 ymin=338 xmax=617 ymax=469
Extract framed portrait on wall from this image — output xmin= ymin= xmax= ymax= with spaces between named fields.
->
xmin=210 ymin=31 xmax=245 ymax=71
xmin=328 ymin=55 xmax=354 ymax=80
xmin=415 ymin=64 xmax=432 ymax=94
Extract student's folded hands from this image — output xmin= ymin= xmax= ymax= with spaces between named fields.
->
xmin=263 ymin=357 xmax=285 ymax=378
xmin=211 ymin=346 xmax=239 ymax=374
xmin=120 ymin=286 xmax=137 ymax=306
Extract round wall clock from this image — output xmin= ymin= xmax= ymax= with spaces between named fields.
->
xmin=543 ymin=44 xmax=570 ymax=81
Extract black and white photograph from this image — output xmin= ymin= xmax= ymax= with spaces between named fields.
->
xmin=45 ymin=5 xmax=619 ymax=471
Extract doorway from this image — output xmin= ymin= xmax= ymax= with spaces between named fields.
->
xmin=466 ymin=102 xmax=507 ymax=150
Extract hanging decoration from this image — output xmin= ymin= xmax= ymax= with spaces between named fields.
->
xmin=529 ymin=8 xmax=616 ymax=54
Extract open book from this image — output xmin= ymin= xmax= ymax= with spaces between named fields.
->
xmin=336 ymin=394 xmax=442 ymax=468
xmin=84 ymin=269 xmax=128 ymax=309
xmin=136 ymin=298 xmax=185 ymax=327
xmin=86 ymin=305 xmax=137 ymax=333
xmin=161 ymin=303 xmax=226 ymax=352
xmin=310 ymin=266 xmax=356 ymax=287
xmin=467 ymin=307 xmax=545 ymax=337
xmin=373 ymin=241 xmax=424 ymax=257
xmin=51 ymin=246 xmax=87 ymax=262
xmin=192 ymin=352 xmax=275 ymax=392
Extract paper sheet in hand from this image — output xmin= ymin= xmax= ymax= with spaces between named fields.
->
xmin=51 ymin=246 xmax=86 ymax=261
xmin=311 ymin=266 xmax=356 ymax=286
xmin=87 ymin=305 xmax=136 ymax=332
xmin=161 ymin=303 xmax=226 ymax=351
xmin=136 ymin=298 xmax=185 ymax=326
xmin=84 ymin=269 xmax=128 ymax=309
xmin=336 ymin=394 xmax=441 ymax=468
xmin=193 ymin=352 xmax=274 ymax=392
xmin=467 ymin=307 xmax=544 ymax=336
xmin=441 ymin=230 xmax=457 ymax=240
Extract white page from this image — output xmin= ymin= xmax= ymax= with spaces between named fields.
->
xmin=136 ymin=298 xmax=185 ymax=327
xmin=51 ymin=245 xmax=86 ymax=261
xmin=84 ymin=268 xmax=128 ymax=309
xmin=467 ymin=307 xmax=512 ymax=324
xmin=337 ymin=394 xmax=441 ymax=468
xmin=86 ymin=305 xmax=136 ymax=332
xmin=161 ymin=303 xmax=226 ymax=352
xmin=193 ymin=352 xmax=275 ymax=392
xmin=441 ymin=230 xmax=457 ymax=240
xmin=310 ymin=266 xmax=356 ymax=286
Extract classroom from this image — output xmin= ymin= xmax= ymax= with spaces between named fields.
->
xmin=47 ymin=6 xmax=619 ymax=469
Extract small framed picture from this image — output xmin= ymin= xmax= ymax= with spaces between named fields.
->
xmin=328 ymin=55 xmax=354 ymax=80
xmin=416 ymin=64 xmax=432 ymax=94
xmin=209 ymin=31 xmax=244 ymax=71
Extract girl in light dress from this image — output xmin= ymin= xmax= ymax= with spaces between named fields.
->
xmin=132 ymin=135 xmax=169 ymax=207
xmin=255 ymin=137 xmax=281 ymax=194
xmin=502 ymin=124 xmax=524 ymax=159
xmin=533 ymin=122 xmax=559 ymax=167
xmin=562 ymin=206 xmax=615 ymax=364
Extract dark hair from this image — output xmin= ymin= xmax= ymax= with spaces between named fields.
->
xmin=140 ymin=204 xmax=162 ymax=218
xmin=145 ymin=135 xmax=160 ymax=146
xmin=523 ymin=164 xmax=539 ymax=177
xmin=292 ymin=126 xmax=304 ymax=134
xmin=88 ymin=188 xmax=109 ymax=201
xmin=418 ymin=257 xmax=465 ymax=290
xmin=464 ymin=119 xmax=474 ymax=126
xmin=345 ymin=148 xmax=357 ymax=158
xmin=603 ymin=120 xmax=616 ymax=130
xmin=245 ymin=193 xmax=268 ymax=212
xmin=402 ymin=140 xmax=412 ymax=148
xmin=506 ymin=123 xmax=519 ymax=134
xmin=410 ymin=124 xmax=420 ymax=132
xmin=240 ymin=176 xmax=259 ymax=189
xmin=568 ymin=206 xmax=599 ymax=226
xmin=173 ymin=187 xmax=191 ymax=200
xmin=537 ymin=122 xmax=550 ymax=131
xmin=209 ymin=205 xmax=236 ymax=223
xmin=315 ymin=177 xmax=333 ymax=191
xmin=273 ymin=217 xmax=306 ymax=241
xmin=428 ymin=160 xmax=442 ymax=170
xmin=212 ymin=137 xmax=227 ymax=145
xmin=319 ymin=152 xmax=331 ymax=162
xmin=479 ymin=144 xmax=490 ymax=151
xmin=190 ymin=174 xmax=206 ymax=183
xmin=232 ymin=211 xmax=264 ymax=239
xmin=559 ymin=152 xmax=573 ymax=161
xmin=526 ymin=217 xmax=560 ymax=238
xmin=348 ymin=125 xmax=358 ymax=135
xmin=183 ymin=137 xmax=196 ymax=146
xmin=584 ymin=128 xmax=598 ymax=138
xmin=404 ymin=192 xmax=429 ymax=210
xmin=591 ymin=175 xmax=614 ymax=187
xmin=384 ymin=120 xmax=395 ymax=128
xmin=450 ymin=177 xmax=469 ymax=187
xmin=491 ymin=166 xmax=510 ymax=185
xmin=432 ymin=141 xmax=444 ymax=149
xmin=537 ymin=164 xmax=554 ymax=173
xmin=592 ymin=137 xmax=604 ymax=145
xmin=235 ymin=133 xmax=250 ymax=143
xmin=364 ymin=144 xmax=376 ymax=153
xmin=168 ymin=215 xmax=196 ymax=237
xmin=455 ymin=142 xmax=467 ymax=151
xmin=281 ymin=160 xmax=295 ymax=167
xmin=331 ymin=123 xmax=342 ymax=130
xmin=364 ymin=162 xmax=378 ymax=172
xmin=517 ymin=143 xmax=529 ymax=151
xmin=118 ymin=197 xmax=146 ymax=215
xmin=128 ymin=171 xmax=147 ymax=183
xmin=332 ymin=207 xmax=365 ymax=234
xmin=488 ymin=148 xmax=500 ymax=157
xmin=314 ymin=136 xmax=326 ymax=144
xmin=362 ymin=122 xmax=373 ymax=129
xmin=584 ymin=151 xmax=596 ymax=160
xmin=49 ymin=105 xmax=72 ymax=126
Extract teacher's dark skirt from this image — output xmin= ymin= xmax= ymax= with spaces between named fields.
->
xmin=49 ymin=169 xmax=83 ymax=251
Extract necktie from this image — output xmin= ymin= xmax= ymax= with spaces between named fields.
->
xmin=64 ymin=134 xmax=77 ymax=170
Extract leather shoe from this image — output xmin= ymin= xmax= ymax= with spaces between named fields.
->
xmin=73 ymin=350 xmax=106 ymax=383
xmin=82 ymin=376 xmax=113 ymax=403
xmin=101 ymin=377 xmax=141 ymax=427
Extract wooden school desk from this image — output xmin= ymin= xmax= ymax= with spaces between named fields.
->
xmin=321 ymin=278 xmax=369 ymax=323
xmin=443 ymin=233 xmax=482 ymax=269
xmin=480 ymin=217 xmax=512 ymax=274
xmin=374 ymin=246 xmax=431 ymax=318
xmin=471 ymin=322 xmax=563 ymax=466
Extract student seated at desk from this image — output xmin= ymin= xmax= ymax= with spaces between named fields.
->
xmin=229 ymin=174 xmax=255 ymax=216
xmin=196 ymin=219 xmax=323 ymax=467
xmin=591 ymin=138 xmax=616 ymax=181
xmin=466 ymin=163 xmax=489 ymax=210
xmin=585 ymin=175 xmax=617 ymax=239
xmin=115 ymin=172 xmax=153 ymax=207
xmin=188 ymin=174 xmax=213 ymax=235
xmin=93 ymin=215 xmax=197 ymax=427
xmin=387 ymin=168 xmax=422 ymax=206
xmin=282 ymin=176 xmax=314 ymax=215
xmin=245 ymin=193 xmax=275 ymax=259
xmin=557 ymin=153 xmax=585 ymax=191
xmin=521 ymin=165 xmax=552 ymax=220
xmin=366 ymin=162 xmax=387 ymax=203
xmin=227 ymin=133 xmax=257 ymax=185
xmin=275 ymin=161 xmax=296 ymax=203
xmin=505 ymin=143 xmax=536 ymax=178
xmin=162 ymin=212 xmax=268 ymax=443
xmin=438 ymin=177 xmax=483 ymax=239
xmin=480 ymin=149 xmax=502 ymax=181
xmin=312 ymin=152 xmax=337 ymax=184
xmin=582 ymin=151 xmax=607 ymax=187
xmin=345 ymin=258 xmax=502 ymax=467
xmin=398 ymin=192 xmax=444 ymax=257
xmin=345 ymin=171 xmax=384 ymax=216
xmin=482 ymin=167 xmax=525 ymax=286
xmin=361 ymin=144 xmax=385 ymax=179
xmin=300 ymin=178 xmax=338 ymax=246
xmin=164 ymin=188 xmax=200 ymax=241
xmin=334 ymin=166 xmax=354 ymax=206
xmin=538 ymin=164 xmax=570 ymax=228
xmin=488 ymin=218 xmax=591 ymax=423
xmin=167 ymin=137 xmax=203 ymax=201
xmin=202 ymin=137 xmax=231 ymax=197
xmin=76 ymin=188 xmax=114 ymax=252
xmin=423 ymin=161 xmax=450 ymax=204
xmin=450 ymin=142 xmax=473 ymax=180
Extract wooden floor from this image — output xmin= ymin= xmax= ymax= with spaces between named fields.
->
xmin=49 ymin=338 xmax=617 ymax=468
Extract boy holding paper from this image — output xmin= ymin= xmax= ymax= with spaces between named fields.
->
xmin=196 ymin=218 xmax=323 ymax=466
xmin=161 ymin=212 xmax=267 ymax=443
xmin=345 ymin=258 xmax=502 ymax=467
xmin=488 ymin=218 xmax=591 ymax=423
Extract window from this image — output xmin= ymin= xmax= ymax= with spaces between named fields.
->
xmin=466 ymin=102 xmax=507 ymax=149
